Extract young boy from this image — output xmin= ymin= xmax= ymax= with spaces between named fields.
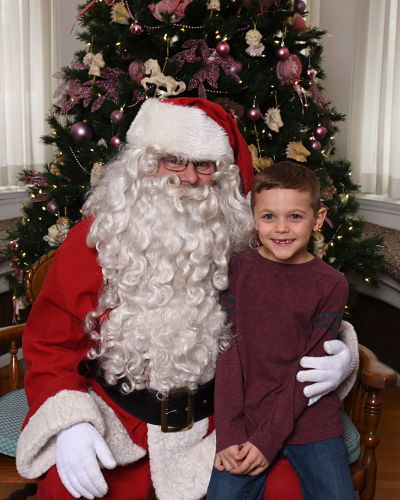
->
xmin=207 ymin=161 xmax=355 ymax=500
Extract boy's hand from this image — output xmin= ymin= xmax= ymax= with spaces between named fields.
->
xmin=230 ymin=441 xmax=269 ymax=476
xmin=214 ymin=445 xmax=242 ymax=471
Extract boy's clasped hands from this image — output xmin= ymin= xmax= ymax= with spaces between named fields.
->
xmin=214 ymin=442 xmax=270 ymax=476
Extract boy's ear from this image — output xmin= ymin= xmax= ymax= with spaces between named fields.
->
xmin=313 ymin=206 xmax=328 ymax=231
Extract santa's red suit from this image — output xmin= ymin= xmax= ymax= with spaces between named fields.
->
xmin=16 ymin=217 xmax=301 ymax=500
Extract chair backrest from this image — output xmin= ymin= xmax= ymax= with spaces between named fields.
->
xmin=25 ymin=250 xmax=55 ymax=303
xmin=0 ymin=250 xmax=56 ymax=396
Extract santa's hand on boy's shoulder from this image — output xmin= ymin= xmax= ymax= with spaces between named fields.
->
xmin=230 ymin=441 xmax=269 ymax=476
xmin=297 ymin=338 xmax=354 ymax=405
xmin=214 ymin=445 xmax=242 ymax=471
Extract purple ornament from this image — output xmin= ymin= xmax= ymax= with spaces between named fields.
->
xmin=310 ymin=139 xmax=322 ymax=152
xmin=110 ymin=135 xmax=122 ymax=148
xmin=314 ymin=125 xmax=327 ymax=140
xmin=247 ymin=107 xmax=262 ymax=121
xmin=130 ymin=23 xmax=143 ymax=36
xmin=293 ymin=13 xmax=307 ymax=32
xmin=215 ymin=41 xmax=231 ymax=57
xmin=276 ymin=46 xmax=290 ymax=61
xmin=295 ymin=0 xmax=307 ymax=13
xmin=70 ymin=122 xmax=93 ymax=142
xmin=46 ymin=200 xmax=59 ymax=214
xmin=228 ymin=61 xmax=243 ymax=76
xmin=110 ymin=109 xmax=125 ymax=125
xmin=104 ymin=0 xmax=116 ymax=5
xmin=128 ymin=60 xmax=144 ymax=83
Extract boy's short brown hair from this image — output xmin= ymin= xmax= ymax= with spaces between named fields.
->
xmin=251 ymin=161 xmax=321 ymax=213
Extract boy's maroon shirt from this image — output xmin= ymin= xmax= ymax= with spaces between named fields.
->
xmin=215 ymin=248 xmax=349 ymax=463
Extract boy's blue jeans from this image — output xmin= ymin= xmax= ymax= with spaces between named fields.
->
xmin=207 ymin=437 xmax=355 ymax=500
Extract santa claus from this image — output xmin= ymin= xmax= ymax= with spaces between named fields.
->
xmin=16 ymin=98 xmax=357 ymax=500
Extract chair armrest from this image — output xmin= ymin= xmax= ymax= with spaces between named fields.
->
xmin=0 ymin=324 xmax=25 ymax=344
xmin=359 ymin=344 xmax=398 ymax=389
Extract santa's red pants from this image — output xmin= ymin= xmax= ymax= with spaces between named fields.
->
xmin=36 ymin=456 xmax=302 ymax=500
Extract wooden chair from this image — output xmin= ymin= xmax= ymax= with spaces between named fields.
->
xmin=0 ymin=250 xmax=55 ymax=499
xmin=344 ymin=344 xmax=398 ymax=500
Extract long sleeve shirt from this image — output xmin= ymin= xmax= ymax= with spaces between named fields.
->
xmin=215 ymin=248 xmax=349 ymax=463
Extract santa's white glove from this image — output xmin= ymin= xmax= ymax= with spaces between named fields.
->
xmin=297 ymin=339 xmax=356 ymax=406
xmin=56 ymin=422 xmax=117 ymax=499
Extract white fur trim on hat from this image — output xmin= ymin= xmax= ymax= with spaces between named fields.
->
xmin=126 ymin=98 xmax=234 ymax=162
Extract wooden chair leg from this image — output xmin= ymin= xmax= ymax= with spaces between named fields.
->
xmin=359 ymin=387 xmax=382 ymax=500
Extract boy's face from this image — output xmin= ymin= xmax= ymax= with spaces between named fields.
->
xmin=253 ymin=187 xmax=327 ymax=265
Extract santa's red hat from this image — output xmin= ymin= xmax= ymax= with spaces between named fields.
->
xmin=126 ymin=97 xmax=254 ymax=195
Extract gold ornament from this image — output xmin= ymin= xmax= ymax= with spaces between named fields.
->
xmin=321 ymin=176 xmax=337 ymax=200
xmin=312 ymin=231 xmax=327 ymax=258
xmin=83 ymin=52 xmax=105 ymax=77
xmin=264 ymin=107 xmax=283 ymax=133
xmin=285 ymin=141 xmax=311 ymax=162
xmin=111 ymin=1 xmax=130 ymax=24
xmin=90 ymin=162 xmax=104 ymax=187
xmin=43 ymin=217 xmax=72 ymax=247
xmin=207 ymin=0 xmax=220 ymax=10
xmin=50 ymin=164 xmax=62 ymax=176
xmin=245 ymin=29 xmax=265 ymax=57
xmin=248 ymin=144 xmax=273 ymax=171
xmin=141 ymin=59 xmax=186 ymax=98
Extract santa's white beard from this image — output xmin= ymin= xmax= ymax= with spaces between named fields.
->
xmin=90 ymin=177 xmax=237 ymax=394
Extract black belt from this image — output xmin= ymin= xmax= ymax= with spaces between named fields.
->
xmin=96 ymin=372 xmax=214 ymax=433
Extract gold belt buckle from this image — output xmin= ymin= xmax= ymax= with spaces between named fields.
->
xmin=160 ymin=388 xmax=194 ymax=433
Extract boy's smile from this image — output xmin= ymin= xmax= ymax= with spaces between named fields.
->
xmin=253 ymin=187 xmax=327 ymax=264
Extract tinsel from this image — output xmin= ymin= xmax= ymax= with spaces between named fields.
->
xmin=54 ymin=62 xmax=124 ymax=114
xmin=171 ymin=39 xmax=238 ymax=98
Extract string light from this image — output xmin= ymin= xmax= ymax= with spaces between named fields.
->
xmin=364 ymin=277 xmax=371 ymax=283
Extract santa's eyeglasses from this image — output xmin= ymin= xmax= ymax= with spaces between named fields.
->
xmin=159 ymin=156 xmax=216 ymax=175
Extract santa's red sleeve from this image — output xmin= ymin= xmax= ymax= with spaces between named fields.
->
xmin=16 ymin=217 xmax=110 ymax=478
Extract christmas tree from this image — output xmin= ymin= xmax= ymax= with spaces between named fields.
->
xmin=6 ymin=0 xmax=383 ymax=314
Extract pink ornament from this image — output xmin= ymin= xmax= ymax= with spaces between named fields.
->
xmin=314 ymin=125 xmax=327 ymax=140
xmin=247 ymin=107 xmax=262 ymax=121
xmin=104 ymin=0 xmax=116 ymax=5
xmin=128 ymin=60 xmax=144 ymax=83
xmin=110 ymin=135 xmax=122 ymax=148
xmin=307 ymin=67 xmax=317 ymax=80
xmin=293 ymin=13 xmax=307 ymax=32
xmin=295 ymin=0 xmax=306 ymax=13
xmin=110 ymin=109 xmax=125 ymax=125
xmin=148 ymin=0 xmax=194 ymax=23
xmin=46 ymin=200 xmax=59 ymax=214
xmin=310 ymin=139 xmax=321 ymax=152
xmin=276 ymin=46 xmax=290 ymax=61
xmin=10 ymin=240 xmax=21 ymax=253
xmin=130 ymin=23 xmax=143 ymax=36
xmin=228 ymin=61 xmax=243 ymax=75
xmin=70 ymin=122 xmax=93 ymax=142
xmin=276 ymin=54 xmax=302 ymax=85
xmin=216 ymin=41 xmax=231 ymax=57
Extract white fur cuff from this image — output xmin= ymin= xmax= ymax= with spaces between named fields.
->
xmin=337 ymin=320 xmax=359 ymax=400
xmin=16 ymin=390 xmax=105 ymax=479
